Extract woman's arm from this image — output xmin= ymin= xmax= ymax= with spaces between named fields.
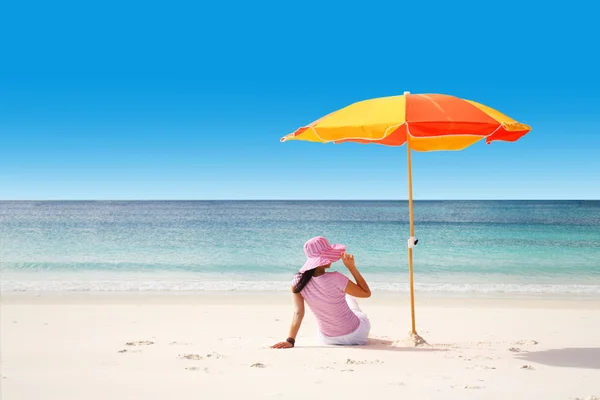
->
xmin=271 ymin=288 xmax=305 ymax=349
xmin=342 ymin=253 xmax=371 ymax=298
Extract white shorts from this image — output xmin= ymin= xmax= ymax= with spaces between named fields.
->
xmin=317 ymin=295 xmax=371 ymax=346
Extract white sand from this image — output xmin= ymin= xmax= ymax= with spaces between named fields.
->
xmin=1 ymin=292 xmax=599 ymax=400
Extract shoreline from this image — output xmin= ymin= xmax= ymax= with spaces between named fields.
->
xmin=2 ymin=290 xmax=599 ymax=308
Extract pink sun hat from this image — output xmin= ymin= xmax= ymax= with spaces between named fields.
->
xmin=300 ymin=236 xmax=346 ymax=273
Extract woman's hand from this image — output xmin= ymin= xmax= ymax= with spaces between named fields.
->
xmin=271 ymin=341 xmax=293 ymax=349
xmin=342 ymin=252 xmax=356 ymax=270
xmin=342 ymin=252 xmax=371 ymax=298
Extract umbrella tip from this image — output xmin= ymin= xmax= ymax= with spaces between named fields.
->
xmin=404 ymin=91 xmax=410 ymax=95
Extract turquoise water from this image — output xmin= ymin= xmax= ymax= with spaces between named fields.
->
xmin=1 ymin=201 xmax=599 ymax=295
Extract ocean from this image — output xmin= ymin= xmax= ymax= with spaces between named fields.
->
xmin=1 ymin=201 xmax=599 ymax=296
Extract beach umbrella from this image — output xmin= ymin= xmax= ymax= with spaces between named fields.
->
xmin=280 ymin=92 xmax=531 ymax=343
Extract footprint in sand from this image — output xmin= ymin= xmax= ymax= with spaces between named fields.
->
xmin=170 ymin=341 xmax=192 ymax=346
xmin=520 ymin=364 xmax=534 ymax=370
xmin=437 ymin=343 xmax=459 ymax=349
xmin=346 ymin=359 xmax=365 ymax=365
xmin=118 ymin=349 xmax=141 ymax=353
xmin=346 ymin=359 xmax=383 ymax=365
xmin=126 ymin=341 xmax=154 ymax=346
xmin=250 ymin=363 xmax=266 ymax=368
xmin=508 ymin=347 xmax=525 ymax=353
xmin=179 ymin=352 xmax=223 ymax=360
xmin=452 ymin=385 xmax=484 ymax=390
xmin=512 ymin=340 xmax=538 ymax=346
xmin=185 ymin=367 xmax=209 ymax=372
xmin=467 ymin=365 xmax=496 ymax=370
xmin=179 ymin=354 xmax=202 ymax=360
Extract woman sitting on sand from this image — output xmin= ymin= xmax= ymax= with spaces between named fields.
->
xmin=271 ymin=236 xmax=371 ymax=349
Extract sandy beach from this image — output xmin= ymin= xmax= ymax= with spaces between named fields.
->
xmin=1 ymin=292 xmax=599 ymax=400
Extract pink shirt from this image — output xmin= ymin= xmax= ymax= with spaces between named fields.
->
xmin=292 ymin=271 xmax=360 ymax=337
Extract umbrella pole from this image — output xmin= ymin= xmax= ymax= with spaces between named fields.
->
xmin=407 ymin=136 xmax=417 ymax=335
xmin=405 ymin=135 xmax=426 ymax=346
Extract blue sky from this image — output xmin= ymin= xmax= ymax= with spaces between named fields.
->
xmin=1 ymin=0 xmax=599 ymax=200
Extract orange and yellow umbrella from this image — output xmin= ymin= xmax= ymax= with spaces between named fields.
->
xmin=281 ymin=92 xmax=531 ymax=342
xmin=282 ymin=92 xmax=530 ymax=150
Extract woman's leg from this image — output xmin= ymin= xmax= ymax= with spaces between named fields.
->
xmin=345 ymin=294 xmax=370 ymax=345
xmin=317 ymin=296 xmax=371 ymax=346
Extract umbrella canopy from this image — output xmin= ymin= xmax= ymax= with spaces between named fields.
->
xmin=281 ymin=92 xmax=530 ymax=151
xmin=281 ymin=92 xmax=531 ymax=342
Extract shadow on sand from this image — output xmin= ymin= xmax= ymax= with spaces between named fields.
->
xmin=302 ymin=338 xmax=447 ymax=353
xmin=515 ymin=348 xmax=600 ymax=370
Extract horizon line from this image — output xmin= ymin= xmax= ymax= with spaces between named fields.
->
xmin=2 ymin=199 xmax=599 ymax=202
